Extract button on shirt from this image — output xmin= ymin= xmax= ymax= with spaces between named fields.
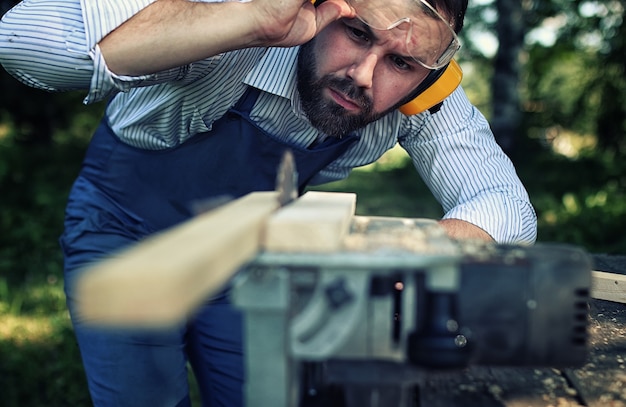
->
xmin=0 ymin=0 xmax=537 ymax=244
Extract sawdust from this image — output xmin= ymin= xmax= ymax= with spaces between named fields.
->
xmin=342 ymin=216 xmax=457 ymax=254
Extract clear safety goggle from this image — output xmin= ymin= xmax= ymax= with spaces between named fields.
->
xmin=345 ymin=0 xmax=461 ymax=70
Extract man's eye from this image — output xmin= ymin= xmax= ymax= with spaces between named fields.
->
xmin=390 ymin=55 xmax=411 ymax=70
xmin=346 ymin=25 xmax=370 ymax=43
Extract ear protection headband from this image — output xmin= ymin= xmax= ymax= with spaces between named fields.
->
xmin=399 ymin=59 xmax=463 ymax=115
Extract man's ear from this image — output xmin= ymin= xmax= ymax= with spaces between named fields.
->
xmin=399 ymin=60 xmax=463 ymax=115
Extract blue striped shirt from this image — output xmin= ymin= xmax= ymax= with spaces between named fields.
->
xmin=0 ymin=0 xmax=537 ymax=244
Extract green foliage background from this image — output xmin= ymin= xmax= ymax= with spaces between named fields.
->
xmin=0 ymin=0 xmax=625 ymax=405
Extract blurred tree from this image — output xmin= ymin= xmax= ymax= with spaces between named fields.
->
xmin=490 ymin=0 xmax=524 ymax=153
xmin=461 ymin=0 xmax=625 ymax=156
xmin=523 ymin=0 xmax=625 ymax=154
xmin=458 ymin=0 xmax=528 ymax=154
xmin=587 ymin=1 xmax=626 ymax=154
xmin=0 ymin=76 xmax=82 ymax=144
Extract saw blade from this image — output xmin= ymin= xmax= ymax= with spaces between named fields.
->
xmin=276 ymin=149 xmax=298 ymax=206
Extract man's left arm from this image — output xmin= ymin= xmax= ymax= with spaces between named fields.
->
xmin=438 ymin=218 xmax=494 ymax=242
xmin=399 ymin=86 xmax=537 ymax=245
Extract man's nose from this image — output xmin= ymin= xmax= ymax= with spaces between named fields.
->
xmin=347 ymin=52 xmax=378 ymax=89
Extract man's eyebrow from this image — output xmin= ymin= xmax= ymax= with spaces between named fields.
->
xmin=348 ymin=16 xmax=380 ymax=40
xmin=345 ymin=17 xmax=418 ymax=63
xmin=420 ymin=3 xmax=439 ymax=19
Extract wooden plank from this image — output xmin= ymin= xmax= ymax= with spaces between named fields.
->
xmin=262 ymin=191 xmax=356 ymax=252
xmin=591 ymin=270 xmax=626 ymax=304
xmin=75 ymin=191 xmax=281 ymax=326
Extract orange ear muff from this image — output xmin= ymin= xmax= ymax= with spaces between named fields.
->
xmin=399 ymin=59 xmax=463 ymax=115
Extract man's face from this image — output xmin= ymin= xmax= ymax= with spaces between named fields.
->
xmin=296 ymin=16 xmax=437 ymax=138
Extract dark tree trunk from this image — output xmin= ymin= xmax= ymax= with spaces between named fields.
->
xmin=491 ymin=0 xmax=525 ymax=154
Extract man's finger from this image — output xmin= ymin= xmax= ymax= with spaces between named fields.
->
xmin=314 ymin=0 xmax=355 ymax=35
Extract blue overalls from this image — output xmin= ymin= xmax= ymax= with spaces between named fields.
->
xmin=60 ymin=87 xmax=359 ymax=407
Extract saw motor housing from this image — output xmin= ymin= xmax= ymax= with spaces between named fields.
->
xmin=232 ymin=217 xmax=591 ymax=406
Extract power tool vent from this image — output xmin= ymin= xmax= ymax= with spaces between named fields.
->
xmin=571 ymin=288 xmax=590 ymax=347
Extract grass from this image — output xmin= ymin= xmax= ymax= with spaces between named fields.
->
xmin=309 ymin=146 xmax=442 ymax=219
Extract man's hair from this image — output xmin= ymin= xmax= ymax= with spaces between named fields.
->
xmin=429 ymin=0 xmax=468 ymax=33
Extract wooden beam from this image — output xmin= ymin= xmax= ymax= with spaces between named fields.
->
xmin=75 ymin=191 xmax=281 ymax=326
xmin=75 ymin=191 xmax=357 ymax=326
xmin=591 ymin=270 xmax=626 ymax=304
xmin=262 ymin=191 xmax=356 ymax=252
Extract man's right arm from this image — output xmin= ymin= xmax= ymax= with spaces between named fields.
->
xmin=0 ymin=0 xmax=353 ymax=101
xmin=99 ymin=0 xmax=353 ymax=76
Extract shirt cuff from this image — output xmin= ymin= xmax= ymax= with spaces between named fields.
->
xmin=80 ymin=0 xmax=157 ymax=103
xmin=443 ymin=193 xmax=537 ymax=245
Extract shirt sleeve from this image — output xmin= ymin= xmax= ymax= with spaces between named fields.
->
xmin=399 ymin=86 xmax=537 ymax=245
xmin=0 ymin=0 xmax=216 ymax=104
xmin=0 ymin=0 xmax=93 ymax=91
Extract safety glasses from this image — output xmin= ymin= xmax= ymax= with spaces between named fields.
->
xmin=345 ymin=0 xmax=461 ymax=70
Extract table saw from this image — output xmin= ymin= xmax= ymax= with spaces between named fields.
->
xmin=232 ymin=213 xmax=591 ymax=407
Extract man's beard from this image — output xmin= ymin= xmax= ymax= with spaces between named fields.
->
xmin=296 ymin=41 xmax=391 ymax=138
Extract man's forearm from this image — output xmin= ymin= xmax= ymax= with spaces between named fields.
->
xmin=99 ymin=0 xmax=353 ymax=76
xmin=99 ymin=0 xmax=260 ymax=75
xmin=438 ymin=218 xmax=495 ymax=242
